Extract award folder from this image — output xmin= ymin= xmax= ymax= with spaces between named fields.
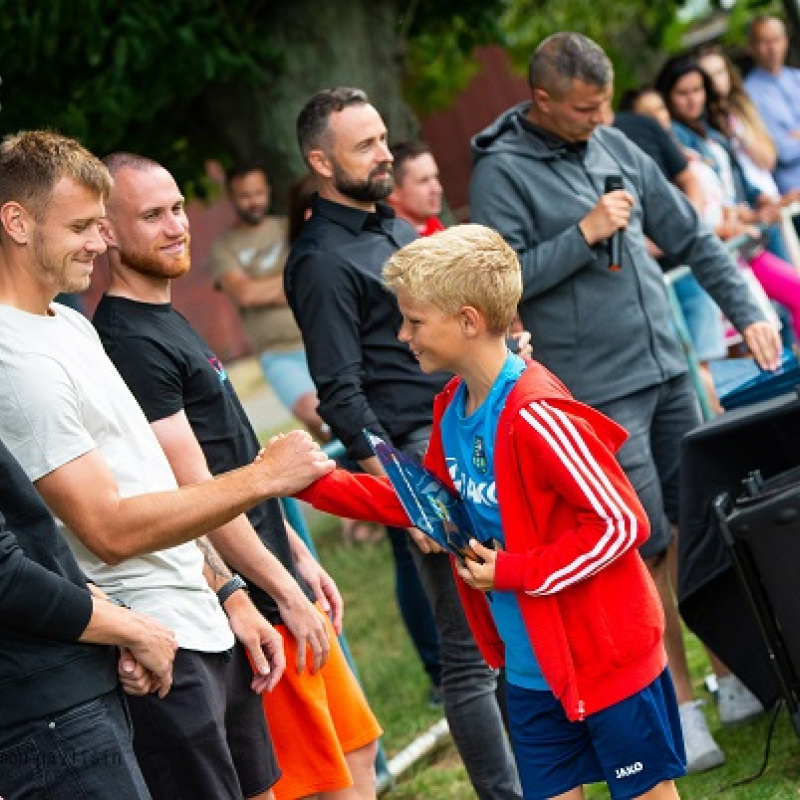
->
xmin=364 ymin=429 xmax=484 ymax=563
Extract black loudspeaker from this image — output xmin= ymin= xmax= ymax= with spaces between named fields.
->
xmin=714 ymin=467 xmax=800 ymax=738
xmin=680 ymin=392 xmax=800 ymax=717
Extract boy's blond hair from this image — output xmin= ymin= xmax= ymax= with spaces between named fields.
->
xmin=383 ymin=224 xmax=521 ymax=334
xmin=0 ymin=130 xmax=112 ymax=222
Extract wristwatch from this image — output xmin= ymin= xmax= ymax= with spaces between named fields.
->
xmin=217 ymin=574 xmax=248 ymax=606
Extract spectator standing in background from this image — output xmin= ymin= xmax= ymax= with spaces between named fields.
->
xmin=387 ymin=141 xmax=445 ymax=236
xmin=210 ymin=164 xmax=330 ymax=442
xmin=745 ymin=16 xmax=800 ymax=195
xmin=698 ymin=45 xmax=783 ymax=199
xmin=656 ymin=54 xmax=800 ymax=344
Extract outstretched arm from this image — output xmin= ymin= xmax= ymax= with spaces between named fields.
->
xmin=35 ymin=430 xmax=334 ymax=566
xmin=150 ymin=410 xmax=332 ymax=676
xmin=296 ymin=468 xmax=410 ymax=529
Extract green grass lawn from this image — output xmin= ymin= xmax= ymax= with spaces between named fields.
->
xmin=306 ymin=509 xmax=800 ymax=799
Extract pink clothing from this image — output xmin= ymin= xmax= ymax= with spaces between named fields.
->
xmin=750 ymin=249 xmax=800 ymax=341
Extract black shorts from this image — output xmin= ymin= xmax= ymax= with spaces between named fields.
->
xmin=126 ymin=644 xmax=280 ymax=799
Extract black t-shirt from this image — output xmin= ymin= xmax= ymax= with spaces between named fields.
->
xmin=0 ymin=439 xmax=117 ymax=725
xmin=613 ymin=112 xmax=688 ymax=181
xmin=93 ymin=295 xmax=313 ymax=625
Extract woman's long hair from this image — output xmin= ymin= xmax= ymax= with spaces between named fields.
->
xmin=287 ymin=173 xmax=318 ymax=245
xmin=654 ymin=53 xmax=729 ymax=138
xmin=695 ymin=44 xmax=776 ymax=157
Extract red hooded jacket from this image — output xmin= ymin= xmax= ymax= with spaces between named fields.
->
xmin=298 ymin=362 xmax=666 ymax=720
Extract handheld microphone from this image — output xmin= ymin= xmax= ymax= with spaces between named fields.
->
xmin=604 ymin=175 xmax=624 ymax=271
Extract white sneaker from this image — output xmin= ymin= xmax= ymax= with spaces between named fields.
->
xmin=679 ymin=700 xmax=726 ymax=774
xmin=717 ymin=674 xmax=765 ymax=725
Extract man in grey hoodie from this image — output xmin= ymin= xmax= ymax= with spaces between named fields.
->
xmin=469 ymin=31 xmax=782 ymax=775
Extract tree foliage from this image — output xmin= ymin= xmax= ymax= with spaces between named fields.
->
xmin=1 ymin=0 xmax=794 ymax=197
xmin=399 ymin=0 xmax=506 ymax=114
xmin=1 ymin=1 xmax=288 ymax=195
xmin=0 ymin=0 xmax=505 ymax=194
xmin=499 ymin=0 xmax=686 ymax=97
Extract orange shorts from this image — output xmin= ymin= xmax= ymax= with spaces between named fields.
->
xmin=260 ymin=611 xmax=383 ymax=800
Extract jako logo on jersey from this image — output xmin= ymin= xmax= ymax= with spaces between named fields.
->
xmin=615 ymin=762 xmax=643 ymax=779
xmin=446 ymin=459 xmax=497 ymax=506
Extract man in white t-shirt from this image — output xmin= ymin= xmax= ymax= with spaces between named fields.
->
xmin=0 ymin=130 xmax=335 ymax=800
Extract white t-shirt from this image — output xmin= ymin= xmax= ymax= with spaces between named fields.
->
xmin=707 ymin=138 xmax=738 ymax=206
xmin=0 ymin=303 xmax=233 ymax=652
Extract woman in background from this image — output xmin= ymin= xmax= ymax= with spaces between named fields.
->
xmin=656 ymin=55 xmax=800 ymax=343
xmin=696 ymin=46 xmax=796 ymax=202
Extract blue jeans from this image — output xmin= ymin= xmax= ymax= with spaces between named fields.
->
xmin=595 ymin=373 xmax=701 ymax=560
xmin=0 ymin=689 xmax=150 ymax=800
xmin=336 ymin=452 xmax=443 ymax=689
xmin=386 ymin=525 xmax=442 ymax=687
xmin=400 ymin=432 xmax=522 ymax=800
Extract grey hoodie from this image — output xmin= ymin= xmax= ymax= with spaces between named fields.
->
xmin=470 ymin=102 xmax=764 ymax=406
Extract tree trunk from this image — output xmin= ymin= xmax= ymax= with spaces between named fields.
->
xmin=199 ymin=0 xmax=420 ymax=211
xmin=783 ymin=0 xmax=800 ymax=66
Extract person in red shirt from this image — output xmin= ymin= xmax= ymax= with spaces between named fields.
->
xmin=387 ymin=142 xmax=445 ymax=236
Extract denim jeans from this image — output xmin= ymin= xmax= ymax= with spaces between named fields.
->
xmin=595 ymin=373 xmax=700 ymax=560
xmin=386 ymin=524 xmax=443 ymax=687
xmin=400 ymin=432 xmax=522 ymax=800
xmin=337 ymin=451 xmax=443 ymax=688
xmin=0 ymin=689 xmax=151 ymax=800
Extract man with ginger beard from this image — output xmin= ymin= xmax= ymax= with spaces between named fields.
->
xmin=93 ymin=153 xmax=383 ymax=800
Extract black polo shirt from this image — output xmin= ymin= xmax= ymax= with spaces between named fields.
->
xmin=285 ymin=195 xmax=448 ymax=461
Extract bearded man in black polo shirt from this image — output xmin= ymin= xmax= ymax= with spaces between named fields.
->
xmin=93 ymin=153 xmax=382 ymax=800
xmin=285 ymin=87 xmax=521 ymax=800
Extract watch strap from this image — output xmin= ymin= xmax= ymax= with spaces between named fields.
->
xmin=217 ymin=574 xmax=247 ymax=606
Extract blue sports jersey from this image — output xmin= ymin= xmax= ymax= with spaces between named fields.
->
xmin=440 ymin=353 xmax=547 ymax=690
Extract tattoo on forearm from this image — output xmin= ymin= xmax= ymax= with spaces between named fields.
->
xmin=197 ymin=537 xmax=233 ymax=585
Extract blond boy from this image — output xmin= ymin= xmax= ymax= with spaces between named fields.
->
xmin=299 ymin=224 xmax=685 ymax=799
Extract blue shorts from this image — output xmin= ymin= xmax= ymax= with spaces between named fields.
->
xmin=260 ymin=348 xmax=316 ymax=411
xmin=507 ymin=669 xmax=686 ymax=800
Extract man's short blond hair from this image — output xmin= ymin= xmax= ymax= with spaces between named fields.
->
xmin=383 ymin=224 xmax=521 ymax=334
xmin=0 ymin=130 xmax=112 ymax=222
